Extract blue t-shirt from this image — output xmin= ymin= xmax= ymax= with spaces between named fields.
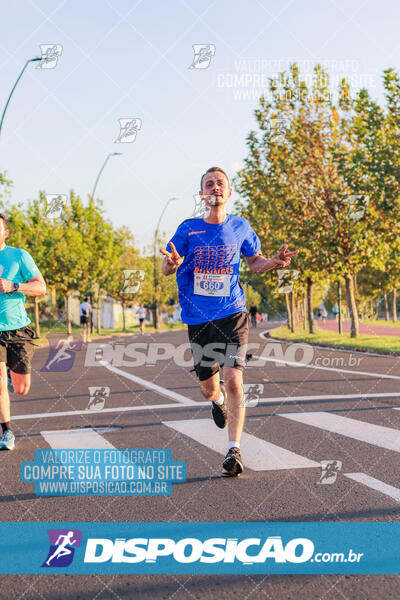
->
xmin=0 ymin=246 xmax=41 ymax=331
xmin=168 ymin=215 xmax=261 ymax=325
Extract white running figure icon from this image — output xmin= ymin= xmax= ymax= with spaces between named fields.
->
xmin=45 ymin=337 xmax=75 ymax=371
xmin=46 ymin=531 xmax=77 ymax=566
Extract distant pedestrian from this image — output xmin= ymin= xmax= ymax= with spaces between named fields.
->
xmin=80 ymin=297 xmax=92 ymax=343
xmin=249 ymin=304 xmax=257 ymax=328
xmin=137 ymin=303 xmax=147 ymax=334
xmin=332 ymin=304 xmax=339 ymax=321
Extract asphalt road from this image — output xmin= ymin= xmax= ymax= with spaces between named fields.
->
xmin=1 ymin=322 xmax=400 ymax=599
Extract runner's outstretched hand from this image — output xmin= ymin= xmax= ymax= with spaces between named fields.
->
xmin=270 ymin=244 xmax=299 ymax=269
xmin=160 ymin=242 xmax=184 ymax=270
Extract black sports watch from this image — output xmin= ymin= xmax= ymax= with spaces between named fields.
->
xmin=7 ymin=282 xmax=19 ymax=295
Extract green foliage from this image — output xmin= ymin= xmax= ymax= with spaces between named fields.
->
xmin=0 ymin=172 xmax=13 ymax=199
xmin=0 ymin=191 xmax=178 ymax=329
xmin=234 ymin=63 xmax=400 ymax=327
xmin=241 ymin=282 xmax=261 ymax=311
xmin=137 ymin=233 xmax=179 ymax=309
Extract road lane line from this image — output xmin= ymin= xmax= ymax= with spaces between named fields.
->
xmin=344 ymin=473 xmax=400 ymax=502
xmin=252 ymin=355 xmax=400 ymax=380
xmin=41 ymin=427 xmax=115 ymax=449
xmin=13 ymin=403 xmax=199 ymax=421
xmin=280 ymin=411 xmax=400 ymax=452
xmin=11 ymin=393 xmax=400 ymax=421
xmin=257 ymin=392 xmax=400 ymax=403
xmin=163 ymin=418 xmax=319 ymax=471
xmin=100 ymin=360 xmax=197 ymax=405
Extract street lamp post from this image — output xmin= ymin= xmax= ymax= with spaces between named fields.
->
xmin=92 ymin=152 xmax=122 ymax=199
xmin=153 ymin=197 xmax=178 ymax=329
xmin=0 ymin=56 xmax=42 ymax=136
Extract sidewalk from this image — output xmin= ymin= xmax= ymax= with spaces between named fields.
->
xmin=316 ymin=319 xmax=400 ymax=337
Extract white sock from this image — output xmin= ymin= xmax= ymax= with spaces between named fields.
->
xmin=228 ymin=441 xmax=240 ymax=450
xmin=214 ymin=391 xmax=224 ymax=405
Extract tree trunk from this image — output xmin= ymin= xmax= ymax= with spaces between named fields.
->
xmin=354 ymin=271 xmax=358 ymax=299
xmin=34 ymin=297 xmax=40 ymax=338
xmin=384 ymin=290 xmax=389 ymax=321
xmin=122 ymin=303 xmax=126 ymax=332
xmin=97 ymin=296 xmax=102 ymax=335
xmin=337 ymin=280 xmax=342 ymax=334
xmin=303 ymin=294 xmax=307 ymax=330
xmin=152 ymin=303 xmax=160 ymax=329
xmin=392 ymin=288 xmax=397 ymax=322
xmin=306 ymin=277 xmax=315 ymax=334
xmin=290 ymin=291 xmax=296 ymax=333
xmin=285 ymin=293 xmax=292 ymax=331
xmin=66 ymin=293 xmax=72 ymax=335
xmin=344 ymin=274 xmax=359 ymax=338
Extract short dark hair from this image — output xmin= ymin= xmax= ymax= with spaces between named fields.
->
xmin=200 ymin=167 xmax=230 ymax=190
xmin=84 ymin=296 xmax=89 ymax=302
xmin=0 ymin=214 xmax=8 ymax=229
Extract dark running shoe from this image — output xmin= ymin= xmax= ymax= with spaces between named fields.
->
xmin=222 ymin=447 xmax=243 ymax=477
xmin=211 ymin=380 xmax=227 ymax=429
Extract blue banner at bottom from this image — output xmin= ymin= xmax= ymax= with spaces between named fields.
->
xmin=1 ymin=522 xmax=399 ymax=574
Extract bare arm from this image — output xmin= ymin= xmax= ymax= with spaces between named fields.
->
xmin=245 ymin=244 xmax=299 ymax=273
xmin=0 ymin=274 xmax=46 ymax=296
xmin=245 ymin=253 xmax=277 ymax=273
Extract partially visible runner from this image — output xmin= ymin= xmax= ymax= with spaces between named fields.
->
xmin=136 ymin=303 xmax=147 ymax=334
xmin=0 ymin=214 xmax=46 ymax=450
xmin=80 ymin=296 xmax=92 ymax=343
xmin=161 ymin=167 xmax=298 ymax=477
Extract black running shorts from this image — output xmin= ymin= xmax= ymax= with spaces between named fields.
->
xmin=0 ymin=326 xmax=37 ymax=374
xmin=187 ymin=311 xmax=249 ymax=381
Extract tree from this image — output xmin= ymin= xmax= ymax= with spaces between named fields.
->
xmin=235 ymin=64 xmax=386 ymax=337
xmin=138 ymin=234 xmax=179 ymax=327
xmin=338 ymin=70 xmax=400 ymax=322
xmin=106 ymin=230 xmax=140 ymax=331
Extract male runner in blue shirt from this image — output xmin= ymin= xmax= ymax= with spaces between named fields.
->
xmin=161 ymin=167 xmax=298 ymax=477
xmin=0 ymin=214 xmax=46 ymax=450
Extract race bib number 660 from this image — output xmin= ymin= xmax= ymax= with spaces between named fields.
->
xmin=194 ymin=273 xmax=230 ymax=297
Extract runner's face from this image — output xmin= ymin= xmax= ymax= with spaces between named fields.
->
xmin=201 ymin=172 xmax=231 ymax=207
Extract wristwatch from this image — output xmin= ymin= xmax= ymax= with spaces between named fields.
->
xmin=7 ymin=282 xmax=19 ymax=295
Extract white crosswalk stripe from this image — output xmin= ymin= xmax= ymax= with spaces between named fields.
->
xmin=163 ymin=418 xmax=319 ymax=471
xmin=344 ymin=473 xmax=400 ymax=503
xmin=39 ymin=415 xmax=400 ymax=504
xmin=41 ymin=428 xmax=115 ymax=449
xmin=279 ymin=411 xmax=400 ymax=452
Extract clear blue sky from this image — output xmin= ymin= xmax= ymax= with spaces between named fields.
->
xmin=0 ymin=0 xmax=398 ymax=250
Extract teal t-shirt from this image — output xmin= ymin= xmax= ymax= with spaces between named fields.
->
xmin=0 ymin=246 xmax=41 ymax=331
